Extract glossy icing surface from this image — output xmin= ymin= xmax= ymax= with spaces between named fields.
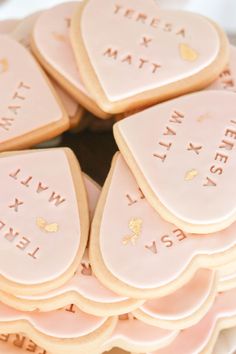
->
xmin=98 ymin=154 xmax=236 ymax=289
xmin=139 ymin=269 xmax=215 ymax=320
xmin=33 ymin=2 xmax=89 ymax=96
xmin=81 ymin=0 xmax=220 ymax=101
xmin=0 ymin=302 xmax=106 ymax=339
xmin=148 ymin=289 xmax=236 ymax=354
xmin=0 ymin=35 xmax=63 ymax=143
xmin=0 ymin=149 xmax=84 ymax=285
xmin=116 ymin=91 xmax=236 ymax=230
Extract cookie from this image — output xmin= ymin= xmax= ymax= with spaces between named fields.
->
xmin=0 ymin=148 xmax=89 ymax=295
xmin=71 ymin=0 xmax=229 ymax=114
xmin=147 ymin=289 xmax=236 ymax=354
xmin=0 ymin=303 xmax=116 ymax=354
xmin=207 ymin=45 xmax=236 ymax=92
xmin=11 ymin=12 xmax=84 ymax=130
xmin=102 ymin=314 xmax=178 ymax=353
xmin=0 ymin=35 xmax=69 ymax=151
xmin=0 ymin=333 xmax=48 ymax=354
xmin=0 ymin=19 xmax=19 ymax=34
xmin=31 ymin=2 xmax=110 ymax=119
xmin=133 ymin=269 xmax=218 ymax=329
xmin=90 ymin=153 xmax=236 ymax=298
xmin=0 ymin=171 xmax=142 ymax=315
xmin=114 ymin=90 xmax=236 ymax=233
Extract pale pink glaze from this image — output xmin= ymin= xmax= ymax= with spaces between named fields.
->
xmin=139 ymin=269 xmax=215 ymax=320
xmin=17 ymin=174 xmax=127 ymax=304
xmin=99 ymin=154 xmax=236 ymax=289
xmin=116 ymin=91 xmax=236 ymax=230
xmin=81 ymin=0 xmax=220 ymax=102
xmin=207 ymin=45 xmax=236 ymax=92
xmin=0 ymin=302 xmax=106 ymax=339
xmin=0 ymin=20 xmax=19 ymax=34
xmin=11 ymin=12 xmax=80 ymax=119
xmin=33 ymin=2 xmax=89 ymax=97
xmin=0 ymin=149 xmax=83 ymax=285
xmin=0 ymin=334 xmax=47 ymax=354
xmin=20 ymin=248 xmax=127 ymax=304
xmin=104 ymin=315 xmax=178 ymax=351
xmin=0 ymin=35 xmax=63 ymax=142
xmin=148 ymin=289 xmax=236 ymax=354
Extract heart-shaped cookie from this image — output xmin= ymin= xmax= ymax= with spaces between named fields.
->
xmin=0 ymin=303 xmax=116 ymax=354
xmin=0 ymin=35 xmax=69 ymax=151
xmin=31 ymin=2 xmax=110 ymax=119
xmin=133 ymin=269 xmax=217 ymax=330
xmin=11 ymin=12 xmax=84 ymax=130
xmin=207 ymin=45 xmax=236 ymax=93
xmin=0 ymin=148 xmax=89 ymax=296
xmin=114 ymin=91 xmax=236 ymax=233
xmin=90 ymin=153 xmax=236 ymax=298
xmin=71 ymin=0 xmax=229 ymax=114
xmin=102 ymin=314 xmax=178 ymax=353
xmin=148 ymin=289 xmax=236 ymax=354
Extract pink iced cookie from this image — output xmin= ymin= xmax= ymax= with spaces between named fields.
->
xmin=218 ymin=258 xmax=236 ymax=292
xmin=133 ymin=268 xmax=217 ymax=329
xmin=11 ymin=12 xmax=84 ymax=129
xmin=207 ymin=45 xmax=236 ymax=92
xmin=71 ymin=0 xmax=229 ymax=114
xmin=102 ymin=314 xmax=178 ymax=353
xmin=0 ymin=173 xmax=142 ymax=315
xmin=90 ymin=153 xmax=236 ymax=298
xmin=32 ymin=2 xmax=110 ymax=119
xmin=0 ymin=35 xmax=69 ymax=151
xmin=0 ymin=19 xmax=19 ymax=34
xmin=114 ymin=90 xmax=236 ymax=234
xmin=0 ymin=302 xmax=116 ymax=354
xmin=0 ymin=148 xmax=89 ymax=296
xmin=0 ymin=334 xmax=48 ymax=354
xmin=147 ymin=289 xmax=236 ymax=354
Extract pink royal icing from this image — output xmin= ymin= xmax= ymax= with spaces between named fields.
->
xmin=0 ymin=303 xmax=106 ymax=339
xmin=207 ymin=45 xmax=236 ymax=92
xmin=94 ymin=153 xmax=236 ymax=293
xmin=103 ymin=314 xmax=178 ymax=352
xmin=0 ymin=35 xmax=68 ymax=149
xmin=0 ymin=333 xmax=48 ymax=354
xmin=114 ymin=91 xmax=236 ymax=233
xmin=32 ymin=3 xmax=90 ymax=99
xmin=0 ymin=19 xmax=19 ymax=34
xmin=79 ymin=0 xmax=221 ymax=103
xmin=148 ymin=289 xmax=236 ymax=354
xmin=0 ymin=149 xmax=88 ymax=290
xmin=136 ymin=268 xmax=216 ymax=322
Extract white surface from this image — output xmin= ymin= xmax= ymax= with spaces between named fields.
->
xmin=0 ymin=0 xmax=235 ymax=37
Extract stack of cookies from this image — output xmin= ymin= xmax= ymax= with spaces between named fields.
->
xmin=0 ymin=1 xmax=236 ymax=353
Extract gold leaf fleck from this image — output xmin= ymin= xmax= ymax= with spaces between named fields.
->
xmin=185 ymin=169 xmax=198 ymax=181
xmin=180 ymin=43 xmax=198 ymax=62
xmin=0 ymin=58 xmax=9 ymax=73
xmin=197 ymin=113 xmax=210 ymax=123
xmin=36 ymin=217 xmax=59 ymax=233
